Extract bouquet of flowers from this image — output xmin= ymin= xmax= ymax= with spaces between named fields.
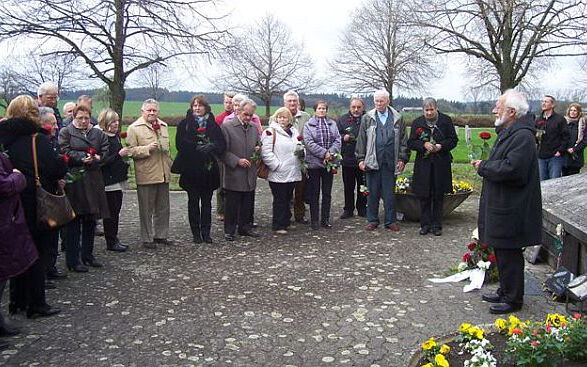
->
xmin=344 ymin=126 xmax=356 ymax=142
xmin=325 ymin=152 xmax=342 ymax=174
xmin=456 ymin=229 xmax=498 ymax=283
xmin=294 ymin=135 xmax=308 ymax=175
xmin=415 ymin=127 xmax=435 ymax=158
xmin=395 ymin=176 xmax=411 ymax=193
xmin=535 ymin=119 xmax=546 ymax=146
xmin=250 ymin=141 xmax=262 ymax=162
xmin=452 ymin=180 xmax=473 ymax=194
xmin=196 ymin=126 xmax=209 ymax=144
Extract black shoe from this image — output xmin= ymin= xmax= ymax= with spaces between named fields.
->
xmin=357 ymin=210 xmax=367 ymax=218
xmin=489 ymin=303 xmax=522 ymax=315
xmin=154 ymin=238 xmax=174 ymax=246
xmin=202 ymin=235 xmax=213 ymax=244
xmin=8 ymin=303 xmax=24 ymax=315
xmin=224 ymin=233 xmax=235 ymax=241
xmin=251 ymin=222 xmax=259 ymax=229
xmin=340 ymin=211 xmax=353 ymax=219
xmin=45 ymin=280 xmax=56 ymax=290
xmin=82 ymin=258 xmax=103 ymax=268
xmin=419 ymin=227 xmax=430 ymax=235
xmin=107 ymin=243 xmax=127 ymax=252
xmin=295 ymin=218 xmax=309 ymax=225
xmin=68 ymin=264 xmax=89 ymax=273
xmin=432 ymin=228 xmax=442 ymax=236
xmin=311 ymin=222 xmax=320 ymax=230
xmin=47 ymin=268 xmax=68 ymax=279
xmin=0 ymin=325 xmax=20 ymax=337
xmin=482 ymin=293 xmax=503 ymax=303
xmin=193 ymin=236 xmax=203 ymax=244
xmin=238 ymin=230 xmax=260 ymax=238
xmin=0 ymin=339 xmax=9 ymax=351
xmin=27 ymin=305 xmax=61 ymax=319
xmin=321 ymin=220 xmax=332 ymax=228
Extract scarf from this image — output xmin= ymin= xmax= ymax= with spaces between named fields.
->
xmin=565 ymin=116 xmax=585 ymax=144
xmin=315 ymin=117 xmax=334 ymax=149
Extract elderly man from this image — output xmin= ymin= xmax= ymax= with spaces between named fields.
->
xmin=284 ymin=90 xmax=311 ymax=224
xmin=215 ymin=92 xmax=235 ymax=125
xmin=37 ymin=81 xmax=64 ymax=130
xmin=407 ymin=98 xmax=458 ymax=236
xmin=356 ymin=90 xmax=409 ymax=231
xmin=337 ymin=97 xmax=367 ymax=219
xmin=127 ymin=99 xmax=173 ymax=249
xmin=221 ymin=99 xmax=261 ymax=241
xmin=535 ymin=95 xmax=569 ymax=180
xmin=62 ymin=102 xmax=76 ymax=121
xmin=472 ymin=89 xmax=542 ymax=314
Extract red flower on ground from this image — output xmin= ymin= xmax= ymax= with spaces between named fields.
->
xmin=462 ymin=253 xmax=471 ymax=262
xmin=120 ymin=131 xmax=128 ymax=139
xmin=488 ymin=254 xmax=497 ymax=264
xmin=531 ymin=341 xmax=540 ymax=347
xmin=60 ymin=154 xmax=70 ymax=164
xmin=479 ymin=131 xmax=491 ymax=140
xmin=197 ymin=127 xmax=207 ymax=134
xmin=467 ymin=241 xmax=477 ymax=251
xmin=532 ymin=329 xmax=540 ymax=336
xmin=545 ymin=324 xmax=552 ymax=333
xmin=297 ymin=135 xmax=303 ymax=141
xmin=416 ymin=127 xmax=424 ymax=136
xmin=512 ymin=328 xmax=523 ymax=335
xmin=572 ymin=313 xmax=582 ymax=320
xmin=265 ymin=130 xmax=272 ymax=136
xmin=87 ymin=147 xmax=97 ymax=156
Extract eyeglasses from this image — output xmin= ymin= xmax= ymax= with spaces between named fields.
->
xmin=75 ymin=116 xmax=91 ymax=121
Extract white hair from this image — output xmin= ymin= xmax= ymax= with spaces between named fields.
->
xmin=232 ymin=94 xmax=248 ymax=105
xmin=240 ymin=98 xmax=257 ymax=110
xmin=38 ymin=106 xmax=55 ymax=124
xmin=63 ymin=102 xmax=76 ymax=113
xmin=37 ymin=81 xmax=58 ymax=97
xmin=373 ymin=89 xmax=390 ymax=100
xmin=141 ymin=98 xmax=159 ymax=110
xmin=283 ymin=90 xmax=299 ymax=102
xmin=502 ymin=89 xmax=529 ymax=117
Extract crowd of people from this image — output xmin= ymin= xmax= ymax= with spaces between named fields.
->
xmin=1 ymin=81 xmax=586 ymax=349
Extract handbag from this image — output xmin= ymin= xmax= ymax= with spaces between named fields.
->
xmin=32 ymin=134 xmax=76 ymax=229
xmin=256 ymin=128 xmax=276 ymax=179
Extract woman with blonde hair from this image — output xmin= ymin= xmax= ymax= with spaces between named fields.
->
xmin=98 ymin=108 xmax=130 ymax=252
xmin=563 ymin=103 xmax=586 ymax=176
xmin=261 ymin=107 xmax=302 ymax=234
xmin=0 ymin=95 xmax=67 ymax=318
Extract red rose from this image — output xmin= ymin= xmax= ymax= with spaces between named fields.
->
xmin=120 ymin=131 xmax=128 ymax=139
xmin=60 ymin=154 xmax=70 ymax=164
xmin=42 ymin=124 xmax=53 ymax=134
xmin=362 ymin=191 xmax=370 ymax=197
xmin=488 ymin=254 xmax=496 ymax=264
xmin=87 ymin=147 xmax=97 ymax=156
xmin=416 ymin=127 xmax=424 ymax=136
xmin=467 ymin=241 xmax=477 ymax=251
xmin=462 ymin=253 xmax=471 ymax=262
xmin=297 ymin=135 xmax=303 ymax=141
xmin=480 ymin=243 xmax=488 ymax=251
xmin=545 ymin=324 xmax=552 ymax=333
xmin=330 ymin=168 xmax=338 ymax=175
xmin=265 ymin=130 xmax=272 ymax=136
xmin=152 ymin=121 xmax=161 ymax=131
xmin=536 ymin=120 xmax=546 ymax=128
xmin=197 ymin=127 xmax=207 ymax=134
xmin=479 ymin=131 xmax=491 ymax=140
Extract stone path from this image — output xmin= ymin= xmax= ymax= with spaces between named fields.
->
xmin=1 ymin=179 xmax=565 ymax=366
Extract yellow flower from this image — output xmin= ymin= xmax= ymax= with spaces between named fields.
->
xmin=459 ymin=323 xmax=472 ymax=333
xmin=473 ymin=328 xmax=484 ymax=340
xmin=435 ymin=353 xmax=449 ymax=367
xmin=440 ymin=344 xmax=451 ymax=355
xmin=508 ymin=315 xmax=521 ymax=326
xmin=422 ymin=337 xmax=437 ymax=350
xmin=420 ymin=364 xmax=433 ymax=367
xmin=546 ymin=313 xmax=567 ymax=328
xmin=495 ymin=318 xmax=507 ymax=332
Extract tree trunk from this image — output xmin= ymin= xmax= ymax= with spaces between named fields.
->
xmin=109 ymin=82 xmax=126 ymax=118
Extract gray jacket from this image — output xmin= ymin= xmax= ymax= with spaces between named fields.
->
xmin=355 ymin=107 xmax=410 ymax=172
xmin=221 ymin=118 xmax=260 ymax=192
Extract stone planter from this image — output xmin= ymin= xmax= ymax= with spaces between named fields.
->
xmin=395 ymin=191 xmax=472 ymax=222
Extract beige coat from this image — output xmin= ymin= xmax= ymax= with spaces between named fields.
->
xmin=126 ymin=117 xmax=172 ymax=185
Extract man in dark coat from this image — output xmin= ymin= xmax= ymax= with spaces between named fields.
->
xmin=472 ymin=89 xmax=542 ymax=315
xmin=337 ymin=97 xmax=367 ymax=219
xmin=535 ymin=95 xmax=569 ymax=180
xmin=407 ymin=98 xmax=458 ymax=236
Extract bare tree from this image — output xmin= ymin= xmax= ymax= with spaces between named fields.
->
xmin=0 ymin=67 xmax=26 ymax=109
xmin=214 ymin=14 xmax=317 ymax=117
xmin=137 ymin=63 xmax=174 ymax=101
xmin=415 ymin=0 xmax=587 ymax=93
xmin=328 ymin=0 xmax=439 ymax=99
xmin=0 ymin=0 xmax=229 ymax=116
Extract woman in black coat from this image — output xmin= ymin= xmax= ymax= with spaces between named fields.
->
xmin=0 ymin=95 xmax=67 ymax=319
xmin=407 ymin=99 xmax=458 ymax=236
xmin=562 ymin=103 xmax=586 ymax=176
xmin=98 ymin=108 xmax=130 ymax=252
xmin=171 ymin=96 xmax=226 ymax=244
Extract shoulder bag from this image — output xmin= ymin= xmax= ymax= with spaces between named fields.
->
xmin=256 ymin=128 xmax=276 ymax=179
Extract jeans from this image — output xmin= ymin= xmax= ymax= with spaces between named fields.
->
xmin=538 ymin=156 xmax=563 ymax=181
xmin=65 ymin=215 xmax=96 ymax=267
xmin=366 ymin=164 xmax=396 ymax=226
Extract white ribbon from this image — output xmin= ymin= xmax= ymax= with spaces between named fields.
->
xmin=428 ymin=268 xmax=487 ymax=292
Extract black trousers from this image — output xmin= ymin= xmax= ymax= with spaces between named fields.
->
xmin=419 ymin=167 xmax=444 ymax=229
xmin=10 ymin=230 xmax=49 ymax=311
xmin=562 ymin=166 xmax=581 ymax=176
xmin=495 ymin=248 xmax=525 ymax=305
xmin=65 ymin=215 xmax=96 ymax=267
xmin=269 ymin=181 xmax=295 ymax=230
xmin=104 ymin=190 xmax=123 ymax=246
xmin=306 ymin=168 xmax=334 ymax=224
xmin=187 ymin=188 xmax=213 ymax=239
xmin=224 ymin=190 xmax=254 ymax=235
xmin=46 ymin=228 xmax=59 ymax=273
xmin=342 ymin=166 xmax=367 ymax=215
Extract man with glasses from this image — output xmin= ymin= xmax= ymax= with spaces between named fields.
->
xmin=37 ymin=81 xmax=64 ymax=130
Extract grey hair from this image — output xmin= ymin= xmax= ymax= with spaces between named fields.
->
xmin=283 ymin=90 xmax=299 ymax=102
xmin=373 ymin=89 xmax=390 ymax=100
xmin=142 ymin=98 xmax=159 ymax=110
xmin=37 ymin=81 xmax=58 ymax=97
xmin=62 ymin=102 xmax=76 ymax=113
xmin=38 ymin=106 xmax=55 ymax=124
xmin=240 ymin=98 xmax=257 ymax=110
xmin=232 ymin=94 xmax=248 ymax=105
xmin=349 ymin=97 xmax=365 ymax=107
xmin=224 ymin=91 xmax=236 ymax=98
xmin=502 ymin=89 xmax=529 ymax=117
xmin=422 ymin=97 xmax=437 ymax=108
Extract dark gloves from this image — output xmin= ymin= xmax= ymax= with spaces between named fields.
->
xmin=196 ymin=143 xmax=215 ymax=155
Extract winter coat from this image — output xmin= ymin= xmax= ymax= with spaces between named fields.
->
xmin=261 ymin=121 xmax=302 ymax=183
xmin=535 ymin=112 xmax=569 ymax=159
xmin=337 ymin=112 xmax=364 ymax=167
xmin=0 ymin=117 xmax=67 ymax=233
xmin=563 ymin=118 xmax=587 ymax=169
xmin=126 ymin=117 xmax=172 ymax=185
xmin=171 ymin=111 xmax=226 ymax=191
xmin=101 ymin=133 xmax=130 ymax=187
xmin=356 ymin=107 xmax=410 ymax=172
xmin=221 ymin=118 xmax=260 ymax=192
xmin=303 ymin=116 xmax=341 ymax=169
xmin=59 ymin=123 xmax=110 ymax=217
xmin=407 ymin=113 xmax=458 ymax=197
xmin=0 ymin=152 xmax=38 ymax=281
xmin=477 ymin=114 xmax=542 ymax=249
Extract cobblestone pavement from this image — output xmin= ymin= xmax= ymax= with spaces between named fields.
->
xmin=1 ymin=179 xmax=565 ymax=367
